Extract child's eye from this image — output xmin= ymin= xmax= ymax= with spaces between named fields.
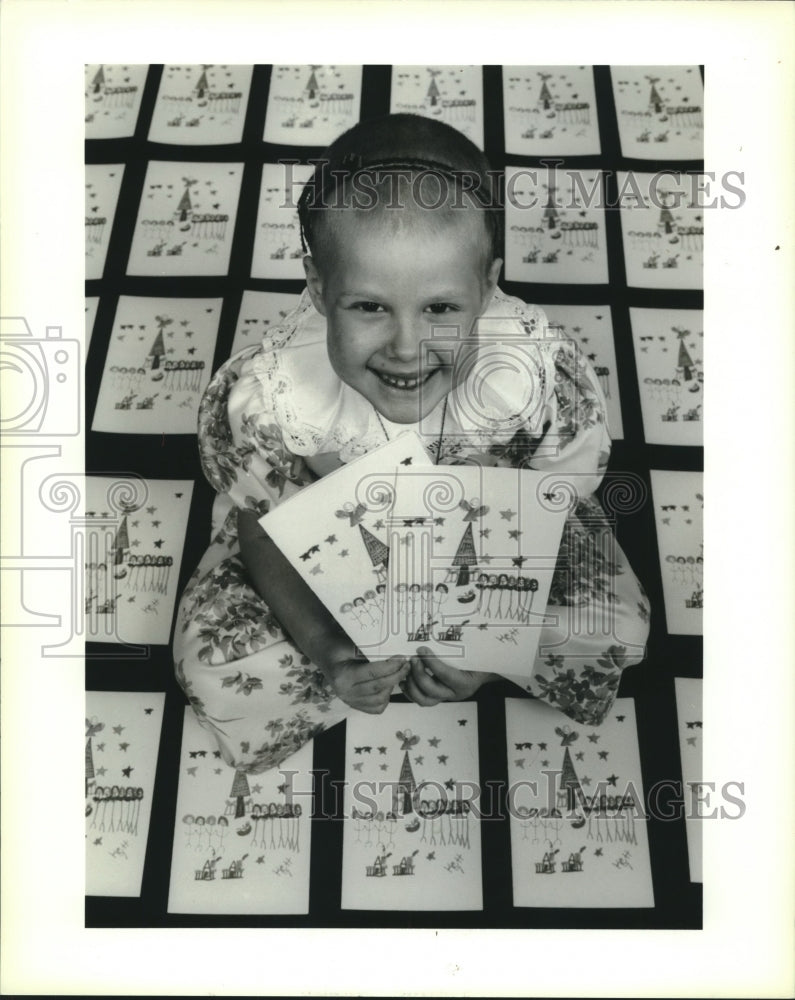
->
xmin=427 ymin=303 xmax=459 ymax=315
xmin=353 ymin=301 xmax=384 ymax=313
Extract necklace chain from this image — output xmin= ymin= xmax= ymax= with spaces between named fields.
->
xmin=374 ymin=395 xmax=449 ymax=466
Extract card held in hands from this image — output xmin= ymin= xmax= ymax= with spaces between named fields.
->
xmin=259 ymin=432 xmax=570 ymax=677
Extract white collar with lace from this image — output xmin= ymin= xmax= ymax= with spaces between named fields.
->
xmin=243 ymin=287 xmax=553 ymax=463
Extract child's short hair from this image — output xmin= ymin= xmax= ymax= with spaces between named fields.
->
xmin=297 ymin=113 xmax=502 ymax=273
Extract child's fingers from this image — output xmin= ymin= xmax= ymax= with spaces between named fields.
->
xmin=416 ymin=648 xmax=468 ymax=689
xmin=409 ymin=658 xmax=456 ymax=700
xmin=360 ymin=656 xmax=410 ymax=682
xmin=401 ymin=672 xmax=440 ymax=707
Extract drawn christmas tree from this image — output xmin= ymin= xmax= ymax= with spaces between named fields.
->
xmin=91 ymin=65 xmax=105 ymax=95
xmin=537 ymin=73 xmax=554 ymax=110
xmin=657 ymin=191 xmax=677 ymax=234
xmin=304 ymin=68 xmax=320 ymax=100
xmin=194 ymin=67 xmax=210 ymax=100
xmin=146 ymin=331 xmax=166 ymax=371
xmin=176 ymin=178 xmax=197 ymax=223
xmin=542 ymin=185 xmax=560 ymax=230
xmin=451 ymin=522 xmax=477 ymax=587
xmin=393 ymin=751 xmax=418 ymax=815
xmin=674 ymin=328 xmax=696 ymax=381
xmin=426 ymin=76 xmax=441 ymax=107
xmin=560 ymin=747 xmax=584 ymax=812
xmin=358 ymin=524 xmax=389 ymax=580
xmin=646 ymin=76 xmax=663 ymax=113
xmin=230 ymin=769 xmax=251 ymax=819
xmin=113 ymin=515 xmax=130 ymax=566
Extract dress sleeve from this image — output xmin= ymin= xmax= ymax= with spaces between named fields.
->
xmin=197 ymin=346 xmax=316 ymax=520
xmin=498 ymin=328 xmax=651 ymax=726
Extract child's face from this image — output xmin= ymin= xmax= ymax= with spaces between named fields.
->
xmin=305 ymin=210 xmax=502 ymax=424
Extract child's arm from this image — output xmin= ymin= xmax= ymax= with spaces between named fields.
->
xmin=403 ymin=648 xmax=501 ymax=706
xmin=237 ymin=508 xmax=409 ymax=713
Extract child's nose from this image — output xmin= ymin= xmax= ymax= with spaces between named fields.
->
xmin=386 ymin=315 xmax=421 ymax=363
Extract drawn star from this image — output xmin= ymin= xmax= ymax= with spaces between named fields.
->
xmin=499 ymin=509 xmax=516 ymax=521
xmin=153 ymin=539 xmax=165 ymax=549
xmin=415 ymin=756 xmax=424 ymax=765
xmin=256 ymin=856 xmax=265 ymax=864
xmin=686 ymin=722 xmax=696 ymax=729
xmin=352 ymin=762 xmax=363 ymax=772
xmin=187 ymin=766 xmax=198 ymax=776
xmin=250 ymin=783 xmax=262 ymax=794
xmin=310 ymin=565 xmax=323 ymax=575
xmin=96 ymin=743 xmax=105 ymax=752
xmin=508 ymin=529 xmax=522 ymax=540
xmin=427 ymin=852 xmax=436 ymax=861
xmin=444 ymin=778 xmax=456 ymax=790
xmin=598 ymin=750 xmax=609 ymax=760
xmin=433 ymin=517 xmax=445 ymax=526
xmin=686 ymin=736 xmax=697 ymax=746
xmin=95 ymin=766 xmax=107 ymax=777
xmin=541 ymin=759 xmax=550 ymax=768
xmin=434 ymin=535 xmax=444 ymax=543
xmin=457 ymin=719 xmax=467 ymax=727
xmin=214 ymin=768 xmax=223 ymax=775
xmin=119 ymin=742 xmax=130 ymax=752
xmin=373 ymin=520 xmax=384 ymax=530
xmin=144 ymin=708 xmax=153 ymax=715
xmin=581 ymin=776 xmax=592 ymax=787
xmin=615 ymin=715 xmax=625 ymax=722
xmin=606 ymin=774 xmax=619 ymax=786
xmin=428 ymin=737 xmax=441 ymax=747
xmin=112 ymin=724 xmax=125 ymax=735
xmin=514 ymin=759 xmax=525 ymax=769
xmin=594 ymin=847 xmax=603 ymax=857
xmin=587 ymin=733 xmax=600 ymax=743
xmin=379 ymin=763 xmax=389 ymax=771
xmin=213 ymin=750 xmax=222 ymax=758
xmin=325 ymin=534 xmax=337 ymax=544
xmin=93 ymin=837 xmax=103 ymax=846
xmin=479 ymin=528 xmax=491 ymax=538
xmin=537 ymin=742 xmax=547 ymax=751
xmin=477 ymin=623 xmax=488 ymax=631
xmin=151 ymin=520 xmax=161 ymax=529
xmin=339 ymin=549 xmax=349 ymax=558
xmin=146 ymin=506 xmax=157 ymax=515
xmin=122 ymin=765 xmax=134 ymax=777
xmin=437 ymin=754 xmax=448 ymax=764
xmin=175 ymin=492 xmax=183 ymax=499
xmin=575 ymin=751 xmax=585 ymax=761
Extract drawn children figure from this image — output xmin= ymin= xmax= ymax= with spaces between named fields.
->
xmin=494 ymin=573 xmax=510 ymax=619
xmin=433 ymin=582 xmax=449 ymax=618
xmin=174 ymin=113 xmax=650 ymax=774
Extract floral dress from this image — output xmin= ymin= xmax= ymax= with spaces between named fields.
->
xmin=174 ymin=289 xmax=650 ymax=774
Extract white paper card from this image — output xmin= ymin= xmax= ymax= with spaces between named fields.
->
xmin=85 ymin=297 xmax=99 ymax=354
xmin=148 ymin=64 xmax=252 ymax=145
xmin=611 ymin=66 xmax=703 ymax=160
xmin=341 ymin=701 xmax=482 ymax=910
xmin=505 ymin=167 xmax=609 ymax=284
xmin=503 ymin=66 xmax=600 ymax=156
xmin=264 ymin=65 xmax=362 ymax=145
xmin=91 ymin=296 xmax=220 ymax=434
xmin=674 ymin=677 xmax=703 ymax=883
xmin=390 ymin=66 xmax=484 ymax=149
xmin=127 ymin=161 xmax=243 ymax=277
xmin=167 ymin=709 xmax=313 ymax=914
xmin=251 ymin=162 xmax=315 ymax=280
xmin=649 ymin=470 xmax=703 ymax=635
xmin=84 ymin=476 xmax=194 ymax=645
xmin=630 ymin=307 xmax=703 ymax=445
xmin=506 ymin=697 xmax=654 ymax=908
xmin=85 ymin=691 xmax=165 ymax=896
xmin=617 ymin=171 xmax=703 ymax=290
xmin=85 ymin=64 xmax=148 ymax=139
xmin=85 ymin=164 xmax=124 ymax=280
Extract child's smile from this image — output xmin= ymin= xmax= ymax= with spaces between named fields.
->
xmin=304 ymin=210 xmax=501 ymax=424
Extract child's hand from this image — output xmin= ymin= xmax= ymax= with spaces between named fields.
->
xmin=401 ymin=647 xmax=500 ymax=706
xmin=323 ymin=649 xmax=410 ymax=715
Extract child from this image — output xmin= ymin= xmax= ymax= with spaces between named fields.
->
xmin=174 ymin=113 xmax=650 ymax=774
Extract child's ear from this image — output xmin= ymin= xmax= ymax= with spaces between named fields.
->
xmin=303 ymin=255 xmax=327 ymax=316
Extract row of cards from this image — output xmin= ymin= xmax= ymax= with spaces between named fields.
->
xmin=86 ymin=160 xmax=704 ymax=287
xmin=87 ymin=688 xmax=703 ymax=909
xmin=86 ymin=64 xmax=703 ymax=162
xmin=87 ymin=293 xmax=702 ymax=447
